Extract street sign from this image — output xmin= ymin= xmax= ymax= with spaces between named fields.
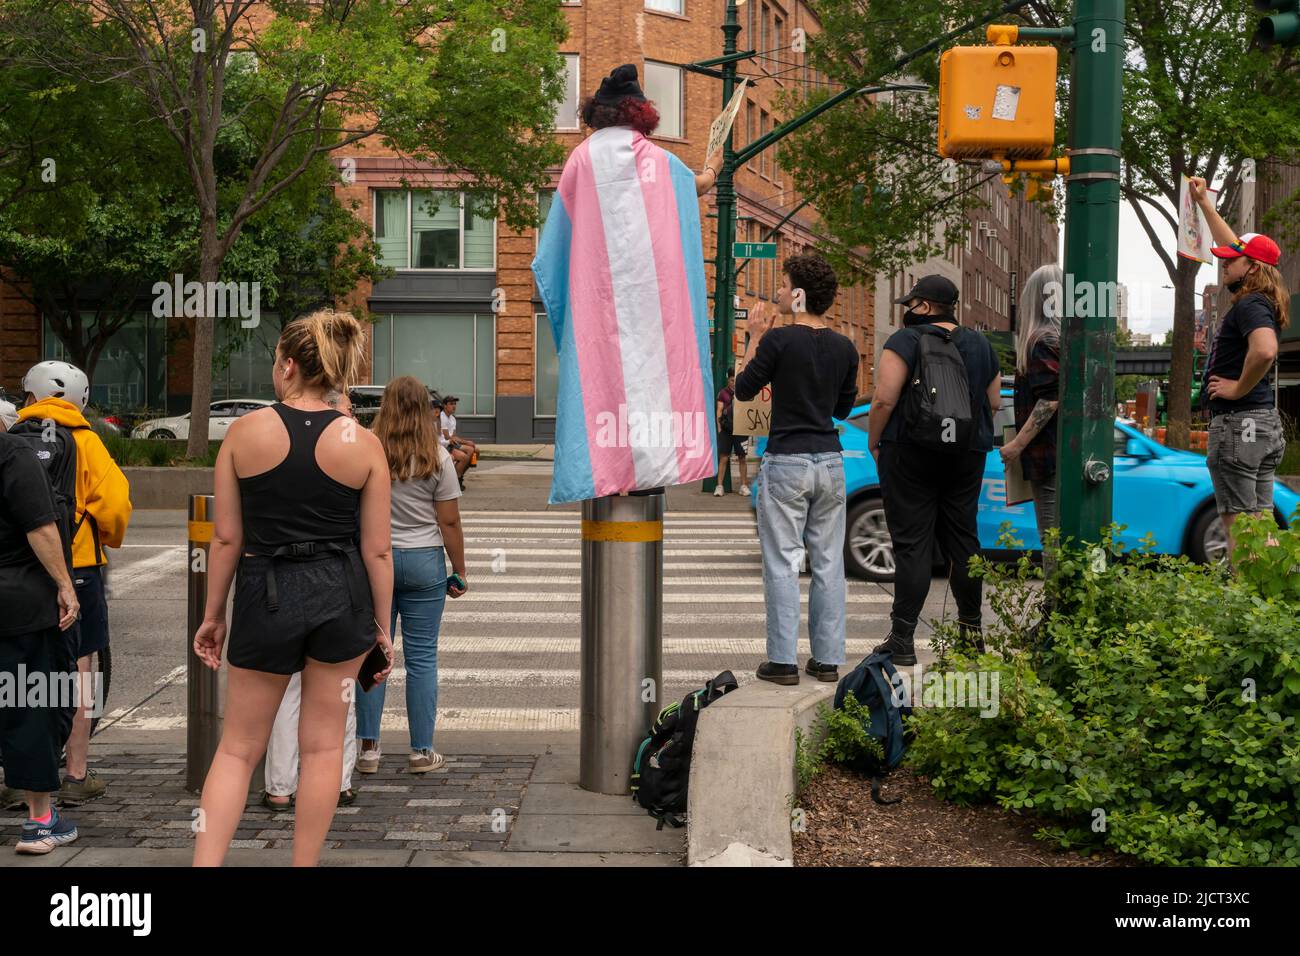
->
xmin=733 ymin=242 xmax=776 ymax=259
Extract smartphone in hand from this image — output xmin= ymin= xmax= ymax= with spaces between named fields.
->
xmin=447 ymin=571 xmax=468 ymax=598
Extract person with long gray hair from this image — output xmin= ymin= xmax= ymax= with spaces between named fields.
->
xmin=1001 ymin=263 xmax=1063 ymax=544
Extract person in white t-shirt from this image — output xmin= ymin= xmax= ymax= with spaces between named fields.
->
xmin=439 ymin=396 xmax=477 ymax=485
xmin=356 ymin=377 xmax=468 ymax=774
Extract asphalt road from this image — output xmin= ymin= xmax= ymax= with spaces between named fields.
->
xmin=92 ymin=458 xmax=976 ymax=751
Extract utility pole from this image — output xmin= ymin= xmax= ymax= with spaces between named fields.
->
xmin=1056 ymin=0 xmax=1125 ymax=545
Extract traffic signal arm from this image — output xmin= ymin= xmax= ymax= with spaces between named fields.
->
xmin=1255 ymin=0 xmax=1300 ymax=48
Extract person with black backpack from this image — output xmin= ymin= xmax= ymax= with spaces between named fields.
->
xmin=9 ymin=362 xmax=132 ymax=807
xmin=0 ymin=429 xmax=82 ymax=853
xmin=867 ymin=275 xmax=1001 ymax=665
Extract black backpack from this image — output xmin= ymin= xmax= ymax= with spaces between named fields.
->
xmin=631 ymin=670 xmax=739 ymax=829
xmin=900 ymin=324 xmax=974 ymax=453
xmin=833 ymin=653 xmax=914 ymax=804
xmin=7 ymin=417 xmax=89 ymax=565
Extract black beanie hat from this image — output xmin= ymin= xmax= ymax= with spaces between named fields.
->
xmin=593 ymin=64 xmax=647 ymax=106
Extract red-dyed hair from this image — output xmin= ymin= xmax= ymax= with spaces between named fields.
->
xmin=580 ymin=96 xmax=660 ymax=136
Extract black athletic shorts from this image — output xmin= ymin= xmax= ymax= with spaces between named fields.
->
xmin=72 ymin=565 xmax=109 ymax=658
xmin=228 ymin=550 xmax=375 ymax=675
xmin=718 ymin=431 xmax=747 ymax=458
xmin=0 ymin=626 xmax=77 ymax=792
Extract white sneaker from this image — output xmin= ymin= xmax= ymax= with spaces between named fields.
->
xmin=355 ymin=745 xmax=381 ymax=774
xmin=408 ymin=749 xmax=446 ymax=774
xmin=713 ymin=484 xmax=724 ymax=497
xmin=738 ymin=484 xmax=751 ymax=496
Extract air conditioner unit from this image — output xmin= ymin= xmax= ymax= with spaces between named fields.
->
xmin=977 ymin=220 xmax=990 ymax=232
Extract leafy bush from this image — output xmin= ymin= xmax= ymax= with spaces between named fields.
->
xmin=907 ymin=520 xmax=1300 ymax=866
xmin=102 ymin=436 xmax=220 ymax=467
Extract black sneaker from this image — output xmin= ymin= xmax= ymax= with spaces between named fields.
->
xmin=805 ymin=659 xmax=839 ymax=682
xmin=956 ymin=620 xmax=986 ymax=654
xmin=756 ymin=662 xmax=799 ymax=686
xmin=871 ymin=633 xmax=917 ymax=667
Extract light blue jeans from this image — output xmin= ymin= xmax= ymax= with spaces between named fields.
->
xmin=355 ymin=547 xmax=447 ymax=751
xmin=755 ymin=452 xmax=848 ymax=666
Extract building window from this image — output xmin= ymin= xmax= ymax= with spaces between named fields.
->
xmin=759 ymin=110 xmax=769 ymax=177
xmin=43 ymin=313 xmax=168 ymax=412
xmin=761 ymin=3 xmax=770 ymax=57
xmin=774 ymin=13 xmax=784 ymax=58
xmin=744 ymin=221 xmax=756 ymax=295
xmin=645 ymin=0 xmax=684 ymax=13
xmin=373 ymin=190 xmax=496 ymax=271
xmin=555 ymin=54 xmax=580 ymax=130
xmin=371 ymin=313 xmax=496 ymax=416
xmin=536 ymin=189 xmax=555 ymax=249
xmin=644 ymin=60 xmax=683 ymax=138
xmin=535 ymin=313 xmax=559 ymax=417
xmin=745 ymin=101 xmax=756 ymax=171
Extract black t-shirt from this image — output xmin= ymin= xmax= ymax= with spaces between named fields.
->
xmin=735 ymin=323 xmax=859 ymax=454
xmin=880 ymin=323 xmax=1000 ymax=452
xmin=0 ymin=432 xmax=61 ymax=637
xmin=1205 ymin=292 xmax=1280 ymax=414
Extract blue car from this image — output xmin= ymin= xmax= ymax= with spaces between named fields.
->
xmin=753 ymin=390 xmax=1300 ymax=581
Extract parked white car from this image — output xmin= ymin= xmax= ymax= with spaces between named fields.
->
xmin=132 ymin=399 xmax=273 ymax=440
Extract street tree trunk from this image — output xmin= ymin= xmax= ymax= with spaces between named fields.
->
xmin=185 ymin=237 xmax=220 ymax=459
xmin=1165 ymin=255 xmax=1201 ymax=450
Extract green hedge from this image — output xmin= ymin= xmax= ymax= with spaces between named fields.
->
xmin=102 ymin=436 xmax=220 ymax=468
xmin=907 ymin=519 xmax=1300 ymax=866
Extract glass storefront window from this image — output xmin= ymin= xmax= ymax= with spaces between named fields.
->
xmin=42 ymin=312 xmax=164 ymax=414
xmin=535 ymin=313 xmax=558 ymax=417
xmin=370 ymin=313 xmax=495 ymax=416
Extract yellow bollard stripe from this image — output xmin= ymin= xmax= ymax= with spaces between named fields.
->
xmin=580 ymin=519 xmax=663 ymax=543
xmin=188 ymin=520 xmax=213 ymax=543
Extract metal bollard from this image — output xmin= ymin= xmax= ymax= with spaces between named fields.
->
xmin=186 ymin=494 xmax=219 ymax=792
xmin=579 ymin=490 xmax=664 ymax=795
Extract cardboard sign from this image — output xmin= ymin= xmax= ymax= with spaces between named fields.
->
xmin=706 ymin=79 xmax=749 ymax=164
xmin=1177 ymin=174 xmax=1217 ymax=264
xmin=1002 ymin=425 xmax=1034 ymax=505
xmin=733 ymin=340 xmax=769 ymax=437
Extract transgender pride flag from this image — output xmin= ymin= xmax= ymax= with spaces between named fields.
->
xmin=532 ymin=125 xmax=716 ymax=505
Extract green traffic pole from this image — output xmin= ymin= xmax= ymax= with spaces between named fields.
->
xmin=1056 ymin=0 xmax=1125 ymax=549
xmin=704 ymin=0 xmax=741 ymax=494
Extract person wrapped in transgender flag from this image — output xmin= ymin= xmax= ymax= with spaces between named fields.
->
xmin=532 ymin=64 xmax=717 ymax=505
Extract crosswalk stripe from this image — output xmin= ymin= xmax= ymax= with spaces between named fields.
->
xmin=434 ymin=636 xmax=889 ymax=654
xmin=465 ymin=527 xmax=757 ymax=536
xmin=457 ymin=575 xmax=766 ymax=585
xmin=465 ymin=548 xmax=761 ymax=556
xmin=459 ymin=511 xmax=749 ymax=518
xmin=375 ymin=668 xmax=759 ymax=687
xmin=440 ymin=611 xmax=888 ymax=624
xmin=452 ymin=591 xmax=888 ymax=604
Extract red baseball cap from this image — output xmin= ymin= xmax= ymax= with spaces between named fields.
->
xmin=1211 ymin=232 xmax=1281 ymax=267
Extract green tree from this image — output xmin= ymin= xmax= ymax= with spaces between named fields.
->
xmin=0 ymin=58 xmax=388 ymax=407
xmin=4 ymin=0 xmax=568 ymax=455
xmin=773 ymin=0 xmax=1300 ymax=449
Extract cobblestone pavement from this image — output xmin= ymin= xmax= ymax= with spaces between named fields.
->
xmin=1 ymin=749 xmax=534 ymax=854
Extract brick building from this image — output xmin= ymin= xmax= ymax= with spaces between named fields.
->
xmin=0 ymin=0 xmax=876 ymax=441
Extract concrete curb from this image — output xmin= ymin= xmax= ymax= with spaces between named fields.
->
xmin=122 ymin=467 xmax=213 ymax=510
xmin=686 ymin=676 xmax=836 ymax=867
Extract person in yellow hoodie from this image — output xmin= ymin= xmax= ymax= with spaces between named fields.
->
xmin=12 ymin=362 xmax=131 ymax=805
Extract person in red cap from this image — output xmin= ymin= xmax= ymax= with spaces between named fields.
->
xmin=1188 ymin=176 xmax=1292 ymax=553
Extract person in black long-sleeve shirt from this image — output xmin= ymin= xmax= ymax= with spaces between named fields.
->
xmin=736 ymin=253 xmax=858 ymax=686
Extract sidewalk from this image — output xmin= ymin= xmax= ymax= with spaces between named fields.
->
xmin=0 ymin=743 xmax=682 ymax=867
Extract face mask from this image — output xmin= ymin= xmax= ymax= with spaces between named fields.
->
xmin=903 ymin=308 xmax=930 ymax=327
xmin=1226 ymin=277 xmax=1246 ymax=294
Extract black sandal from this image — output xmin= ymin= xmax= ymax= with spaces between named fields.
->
xmin=339 ymin=787 xmax=357 ymax=806
xmin=261 ymin=791 xmax=294 ymax=812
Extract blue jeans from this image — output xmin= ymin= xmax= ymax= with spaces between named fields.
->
xmin=355 ymin=547 xmax=446 ymax=751
xmin=755 ymin=452 xmax=847 ymax=666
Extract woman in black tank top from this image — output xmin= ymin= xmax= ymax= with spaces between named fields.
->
xmin=191 ymin=310 xmax=394 ymax=868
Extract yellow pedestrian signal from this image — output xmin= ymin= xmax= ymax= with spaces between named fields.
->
xmin=938 ymin=31 xmax=1058 ymax=160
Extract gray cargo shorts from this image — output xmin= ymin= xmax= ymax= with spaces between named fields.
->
xmin=1206 ymin=407 xmax=1287 ymax=516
